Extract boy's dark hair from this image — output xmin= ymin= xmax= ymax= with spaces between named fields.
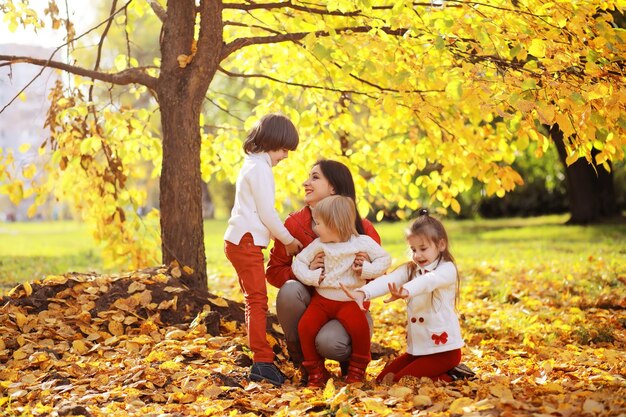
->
xmin=243 ymin=113 xmax=299 ymax=154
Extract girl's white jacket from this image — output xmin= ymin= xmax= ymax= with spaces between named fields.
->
xmin=358 ymin=260 xmax=464 ymax=356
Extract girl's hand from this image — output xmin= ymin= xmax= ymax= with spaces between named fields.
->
xmin=340 ymin=283 xmax=367 ymax=311
xmin=383 ymin=282 xmax=409 ymax=303
xmin=319 ymin=269 xmax=326 ymax=285
xmin=285 ymin=238 xmax=303 ymax=256
xmin=352 ymin=262 xmax=363 ymax=277
xmin=309 ymin=252 xmax=325 ymax=270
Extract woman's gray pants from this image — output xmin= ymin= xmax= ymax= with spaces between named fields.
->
xmin=276 ymin=279 xmax=373 ymax=365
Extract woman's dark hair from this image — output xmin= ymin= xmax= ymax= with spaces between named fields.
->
xmin=243 ymin=113 xmax=299 ymax=154
xmin=314 ymin=159 xmax=366 ymax=235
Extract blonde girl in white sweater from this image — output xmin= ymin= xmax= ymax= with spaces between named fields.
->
xmin=292 ymin=195 xmax=391 ymax=387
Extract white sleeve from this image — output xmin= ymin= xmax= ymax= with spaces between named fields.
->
xmin=291 ymin=240 xmax=323 ymax=286
xmin=358 ymin=236 xmax=392 ymax=279
xmin=358 ymin=265 xmax=411 ymax=300
xmin=248 ymin=163 xmax=294 ymax=245
xmin=402 ymin=262 xmax=457 ymax=297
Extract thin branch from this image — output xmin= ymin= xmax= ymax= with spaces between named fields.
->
xmin=149 ymin=0 xmax=167 ymax=22
xmin=222 ymin=1 xmax=461 ymax=14
xmin=0 ymin=0 xmax=136 ymax=114
xmin=204 ymin=95 xmax=245 ymax=122
xmin=218 ymin=66 xmax=379 ymax=98
xmin=0 ymin=55 xmax=158 ymax=89
xmin=90 ymin=0 xmax=119 ymax=104
xmin=222 ymin=25 xmax=407 ymax=59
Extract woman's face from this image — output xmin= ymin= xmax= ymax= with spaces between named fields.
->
xmin=303 ymin=165 xmax=335 ymax=207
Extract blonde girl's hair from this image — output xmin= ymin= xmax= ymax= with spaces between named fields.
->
xmin=313 ymin=195 xmax=358 ymax=242
xmin=243 ymin=113 xmax=299 ymax=154
xmin=406 ymin=208 xmax=460 ymax=306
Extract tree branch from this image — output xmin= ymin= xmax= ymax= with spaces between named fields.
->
xmin=222 ymin=1 xmax=461 ymax=14
xmin=0 ymin=55 xmax=158 ymax=90
xmin=219 ymin=66 xmax=381 ymax=98
xmin=149 ymin=0 xmax=167 ymax=22
xmin=221 ymin=25 xmax=407 ymax=59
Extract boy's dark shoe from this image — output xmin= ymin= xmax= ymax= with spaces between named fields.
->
xmin=249 ymin=362 xmax=286 ymax=386
xmin=447 ymin=363 xmax=476 ymax=381
xmin=339 ymin=361 xmax=350 ymax=377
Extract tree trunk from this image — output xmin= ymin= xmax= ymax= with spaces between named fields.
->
xmin=158 ymin=96 xmax=207 ymax=292
xmin=155 ymin=0 xmax=223 ymax=292
xmin=551 ymin=125 xmax=620 ymax=224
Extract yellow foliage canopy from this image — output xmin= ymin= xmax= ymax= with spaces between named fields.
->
xmin=1 ymin=1 xmax=624 ymax=269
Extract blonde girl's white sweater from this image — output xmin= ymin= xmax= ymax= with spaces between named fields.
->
xmin=292 ymin=235 xmax=391 ymax=301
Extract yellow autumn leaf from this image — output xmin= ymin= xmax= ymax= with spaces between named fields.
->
xmin=13 ymin=349 xmax=29 ymax=361
xmin=449 ymin=397 xmax=474 ymax=414
xmin=412 ymin=395 xmax=432 ymax=407
xmin=14 ymin=312 xmax=28 ymax=329
xmin=209 ymin=297 xmax=229 ymax=308
xmin=108 ymin=321 xmax=124 ymax=336
xmin=22 ymin=164 xmax=36 ymax=179
xmin=18 ymin=143 xmax=31 ymax=153
xmin=72 ymin=340 xmax=90 ymax=355
xmin=388 ymin=385 xmax=413 ymax=400
xmin=583 ymin=399 xmax=604 ymax=414
xmin=489 ymin=384 xmax=514 ymax=399
xmin=43 ymin=275 xmax=68 ymax=285
xmin=177 ymin=54 xmax=192 ymax=68
xmin=528 ymin=39 xmax=546 ymax=57
xmin=23 ymin=281 xmax=33 ymax=296
xmin=159 ymin=360 xmax=183 ymax=371
xmin=361 ymin=397 xmax=388 ymax=414
xmin=221 ymin=320 xmax=238 ymax=333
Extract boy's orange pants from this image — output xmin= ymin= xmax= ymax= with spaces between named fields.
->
xmin=224 ymin=233 xmax=274 ymax=363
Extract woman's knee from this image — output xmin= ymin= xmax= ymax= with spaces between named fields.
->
xmin=315 ymin=312 xmax=373 ymax=361
xmin=276 ymin=280 xmax=310 ymax=312
xmin=315 ymin=320 xmax=351 ymax=361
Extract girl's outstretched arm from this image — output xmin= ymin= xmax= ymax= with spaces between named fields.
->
xmin=383 ymin=282 xmax=409 ymax=303
xmin=340 ymin=283 xmax=367 ymax=311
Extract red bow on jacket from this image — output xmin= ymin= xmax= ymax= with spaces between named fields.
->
xmin=432 ymin=332 xmax=448 ymax=345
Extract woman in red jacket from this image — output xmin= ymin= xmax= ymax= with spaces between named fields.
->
xmin=266 ymin=159 xmax=381 ymax=381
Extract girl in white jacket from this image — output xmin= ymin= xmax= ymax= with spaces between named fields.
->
xmin=343 ymin=208 xmax=466 ymax=383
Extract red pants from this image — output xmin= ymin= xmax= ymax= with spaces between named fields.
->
xmin=377 ymin=349 xmax=461 ymax=382
xmin=298 ymin=292 xmax=370 ymax=362
xmin=224 ymin=233 xmax=273 ymax=363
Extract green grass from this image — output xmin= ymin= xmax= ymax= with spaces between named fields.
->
xmin=2 ymin=215 xmax=626 ymax=301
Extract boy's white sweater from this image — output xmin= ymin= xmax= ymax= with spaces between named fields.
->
xmin=292 ymin=235 xmax=391 ymax=301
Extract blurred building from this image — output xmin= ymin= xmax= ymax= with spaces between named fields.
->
xmin=0 ymin=44 xmax=61 ymax=221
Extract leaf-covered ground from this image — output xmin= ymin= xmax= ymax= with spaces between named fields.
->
xmin=1 ymin=253 xmax=625 ymax=416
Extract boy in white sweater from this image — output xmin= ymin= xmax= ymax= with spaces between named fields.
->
xmin=292 ymin=195 xmax=391 ymax=387
xmin=224 ymin=113 xmax=302 ymax=386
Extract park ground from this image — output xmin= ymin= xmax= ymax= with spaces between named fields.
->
xmin=0 ymin=215 xmax=625 ymax=416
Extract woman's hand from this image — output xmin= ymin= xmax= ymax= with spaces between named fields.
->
xmin=340 ymin=283 xmax=367 ymax=311
xmin=309 ymin=252 xmax=325 ymax=270
xmin=353 ymin=252 xmax=370 ymax=268
xmin=285 ymin=238 xmax=303 ymax=256
xmin=383 ymin=282 xmax=409 ymax=303
xmin=352 ymin=251 xmax=370 ymax=277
